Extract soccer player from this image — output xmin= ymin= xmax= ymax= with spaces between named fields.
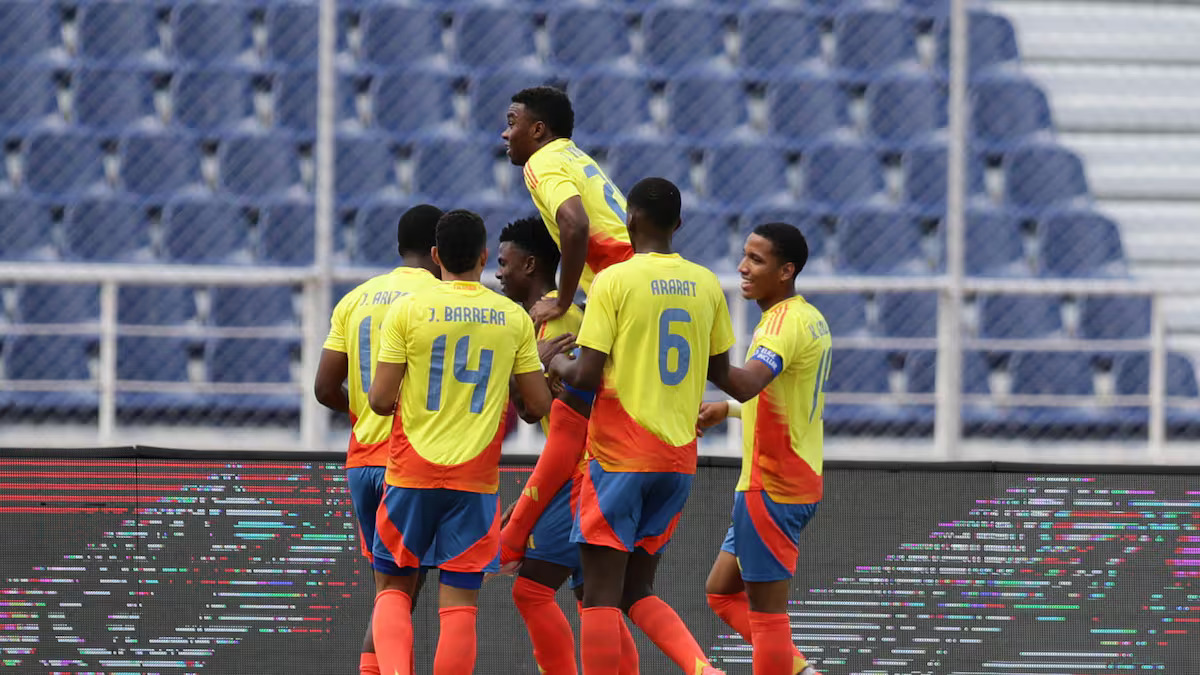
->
xmin=366 ymin=209 xmax=553 ymax=675
xmin=313 ymin=204 xmax=442 ymax=675
xmin=699 ymin=224 xmax=829 ymax=675
xmin=495 ymin=217 xmax=641 ymax=674
xmin=550 ymin=177 xmax=732 ymax=675
xmin=503 ymin=85 xmax=634 ymax=325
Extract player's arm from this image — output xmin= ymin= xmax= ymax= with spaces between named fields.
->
xmin=512 ymin=370 xmax=552 ymax=421
xmin=531 ymin=197 xmax=589 ymax=324
xmin=367 ymin=297 xmax=411 ymax=416
xmin=550 ymin=346 xmax=606 ymax=393
xmin=368 ymin=361 xmax=406 ymax=416
xmin=313 ymin=349 xmax=350 ymax=413
xmin=707 ymin=351 xmax=778 ymax=403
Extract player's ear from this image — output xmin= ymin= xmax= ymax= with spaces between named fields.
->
xmin=431 ymin=246 xmax=443 ymax=268
xmin=479 ymin=247 xmax=489 ymax=270
xmin=779 ymin=261 xmax=795 ymax=284
xmin=522 ymin=253 xmax=536 ymax=276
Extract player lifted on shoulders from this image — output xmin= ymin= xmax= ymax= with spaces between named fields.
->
xmin=366 ymin=210 xmax=553 ymax=675
xmin=700 ymin=223 xmax=829 ymax=675
xmin=551 ymin=178 xmax=732 ymax=675
xmin=503 ymin=86 xmax=633 ymax=325
xmin=313 ymin=204 xmax=442 ymax=675
xmin=496 ymin=216 xmax=640 ymax=674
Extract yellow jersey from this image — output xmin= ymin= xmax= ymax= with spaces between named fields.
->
xmin=323 ymin=267 xmax=439 ymax=468
xmin=522 ymin=138 xmax=633 ymax=295
xmin=535 ymin=290 xmax=584 ymax=435
xmin=576 ymin=253 xmax=735 ymax=474
xmin=735 ymin=296 xmax=831 ymax=504
xmin=377 ymin=281 xmax=542 ymax=493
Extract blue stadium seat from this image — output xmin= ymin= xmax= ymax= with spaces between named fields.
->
xmin=211 ymin=285 xmax=296 ymax=326
xmin=878 ymin=291 xmax=937 ymax=338
xmin=1008 ymin=351 xmax=1100 ymax=430
xmin=740 ymin=7 xmax=820 ymax=75
xmin=906 ymin=349 xmax=992 ymax=395
xmin=833 ymin=7 xmax=918 ymax=84
xmin=1004 ymin=143 xmax=1090 ymax=212
xmin=0 ymin=196 xmax=55 ymax=260
xmin=740 ymin=206 xmax=828 ymax=264
xmin=0 ymin=1 xmax=57 ymax=64
xmin=978 ymin=294 xmax=1062 ymax=338
xmin=643 ymin=6 xmax=727 ymax=71
xmin=163 ymin=197 xmax=252 ymax=264
xmin=606 ymin=138 xmax=693 ymax=198
xmin=765 ymin=73 xmax=848 ymax=148
xmin=454 ymin=6 xmax=536 ymax=68
xmin=172 ymin=1 xmax=253 ymax=66
xmin=354 ymin=199 xmax=411 ymax=266
xmin=802 ymin=139 xmax=884 ymax=207
xmin=374 ymin=68 xmax=456 ymax=138
xmin=4 ymin=335 xmax=97 ymax=418
xmin=220 ymin=133 xmax=301 ymax=197
xmin=412 ymin=135 xmax=496 ymax=202
xmin=1079 ymin=295 xmax=1150 ymax=340
xmin=64 ymin=198 xmax=153 ymax=262
xmin=0 ymin=66 xmax=56 ymax=130
xmin=1039 ymin=209 xmax=1126 ymax=277
xmin=121 ymin=131 xmax=203 ymax=197
xmin=826 ymin=348 xmax=892 ymax=394
xmin=705 ymin=141 xmax=790 ymax=207
xmin=569 ymin=69 xmax=652 ymax=140
xmin=206 ymin=337 xmax=300 ymax=418
xmin=666 ymin=70 xmax=746 ymax=139
xmin=936 ymin=10 xmax=1019 ymax=74
xmin=547 ymin=6 xmax=630 ymax=69
xmin=173 ymin=68 xmax=254 ymax=133
xmin=468 ymin=67 xmax=554 ymax=135
xmin=274 ymin=69 xmax=357 ymax=134
xmin=361 ymin=5 xmax=444 ymax=68
xmin=865 ymin=72 xmax=945 ymax=150
xmin=807 ymin=292 xmax=868 ymax=336
xmin=836 ymin=206 xmax=925 ymax=275
xmin=1115 ymin=352 xmax=1199 ymax=398
xmin=965 ymin=208 xmax=1025 ymax=276
xmin=336 ymin=133 xmax=397 ymax=202
xmin=24 ymin=130 xmax=106 ymax=197
xmin=119 ymin=285 xmax=196 ymax=326
xmin=676 ymin=207 xmax=731 ymax=268
xmin=901 ymin=140 xmax=986 ymax=215
xmin=74 ymin=67 xmax=156 ymax=131
xmin=17 ymin=283 xmax=100 ymax=323
xmin=266 ymin=2 xmax=317 ymax=67
xmin=116 ymin=336 xmax=201 ymax=417
xmin=78 ymin=1 xmax=161 ymax=66
xmin=260 ymin=200 xmax=315 ymax=266
xmin=971 ymin=74 xmax=1052 ymax=152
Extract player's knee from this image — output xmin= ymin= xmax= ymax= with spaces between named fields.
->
xmin=618 ymin=585 xmax=652 ymax=614
xmin=512 ymin=575 xmax=556 ymax=607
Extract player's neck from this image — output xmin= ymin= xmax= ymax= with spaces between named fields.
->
xmin=756 ymin=286 xmax=795 ymax=313
xmin=523 ymin=281 xmax=555 ymax=311
xmin=401 ymin=257 xmax=438 ymax=276
xmin=441 ymin=270 xmax=483 ymax=284
xmin=631 ymin=235 xmax=673 ymax=255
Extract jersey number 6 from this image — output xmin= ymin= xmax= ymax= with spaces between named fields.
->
xmin=658 ymin=308 xmax=692 ymax=386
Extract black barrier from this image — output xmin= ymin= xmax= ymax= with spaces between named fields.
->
xmin=0 ymin=448 xmax=1197 ymax=674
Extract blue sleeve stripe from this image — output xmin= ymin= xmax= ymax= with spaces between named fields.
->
xmin=750 ymin=346 xmax=784 ymax=376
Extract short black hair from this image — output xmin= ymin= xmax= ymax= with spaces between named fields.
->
xmin=511 ymin=86 xmax=574 ymax=139
xmin=627 ymin=177 xmax=681 ymax=233
xmin=499 ymin=216 xmax=560 ymax=279
xmin=752 ymin=222 xmax=809 ymax=281
xmin=397 ymin=204 xmax=442 ymax=257
xmin=435 ymin=210 xmax=487 ymax=274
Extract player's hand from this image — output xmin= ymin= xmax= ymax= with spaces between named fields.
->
xmin=548 ymin=352 xmax=574 ymax=380
xmin=537 ymin=333 xmax=576 ymax=368
xmin=530 ymin=295 xmax=568 ymax=325
xmin=696 ymin=401 xmax=730 ymax=437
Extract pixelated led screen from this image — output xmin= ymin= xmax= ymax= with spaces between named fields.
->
xmin=0 ymin=455 xmax=1196 ymax=674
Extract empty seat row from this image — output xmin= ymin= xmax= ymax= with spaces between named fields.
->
xmin=0 ymin=283 xmax=299 ymax=326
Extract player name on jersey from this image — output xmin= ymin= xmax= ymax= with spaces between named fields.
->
xmin=442 ymin=306 xmax=508 ymax=325
xmin=364 ymin=289 xmax=411 ymax=306
xmin=650 ymin=279 xmax=699 ymax=297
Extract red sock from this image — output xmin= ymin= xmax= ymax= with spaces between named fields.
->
xmin=627 ymin=595 xmax=712 ymax=673
xmin=580 ymin=606 xmax=623 ymax=674
xmin=372 ymin=590 xmax=413 ymax=675
xmin=617 ymin=614 xmax=640 ymax=675
xmin=434 ymin=606 xmax=478 ymax=675
xmin=514 ymin=577 xmax=577 ymax=675
xmin=708 ymin=592 xmax=809 ymax=673
xmin=359 ymin=651 xmax=380 ymax=675
xmin=750 ymin=611 xmax=794 ymax=675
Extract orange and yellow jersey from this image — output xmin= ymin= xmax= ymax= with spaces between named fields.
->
xmin=522 ymin=138 xmax=633 ymax=295
xmin=377 ymin=281 xmax=542 ymax=493
xmin=736 ymin=296 xmax=832 ymax=504
xmin=323 ymin=267 xmax=439 ymax=469
xmin=577 ymin=253 xmax=736 ymax=474
xmin=536 ymin=290 xmax=584 ymax=435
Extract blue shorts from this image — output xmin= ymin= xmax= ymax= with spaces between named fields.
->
xmin=526 ymin=483 xmax=582 ymax=588
xmin=720 ymin=491 xmax=818 ymax=583
xmin=372 ymin=486 xmax=500 ymax=586
xmin=348 ymin=467 xmax=436 ymax=568
xmin=571 ymin=460 xmax=692 ymax=555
